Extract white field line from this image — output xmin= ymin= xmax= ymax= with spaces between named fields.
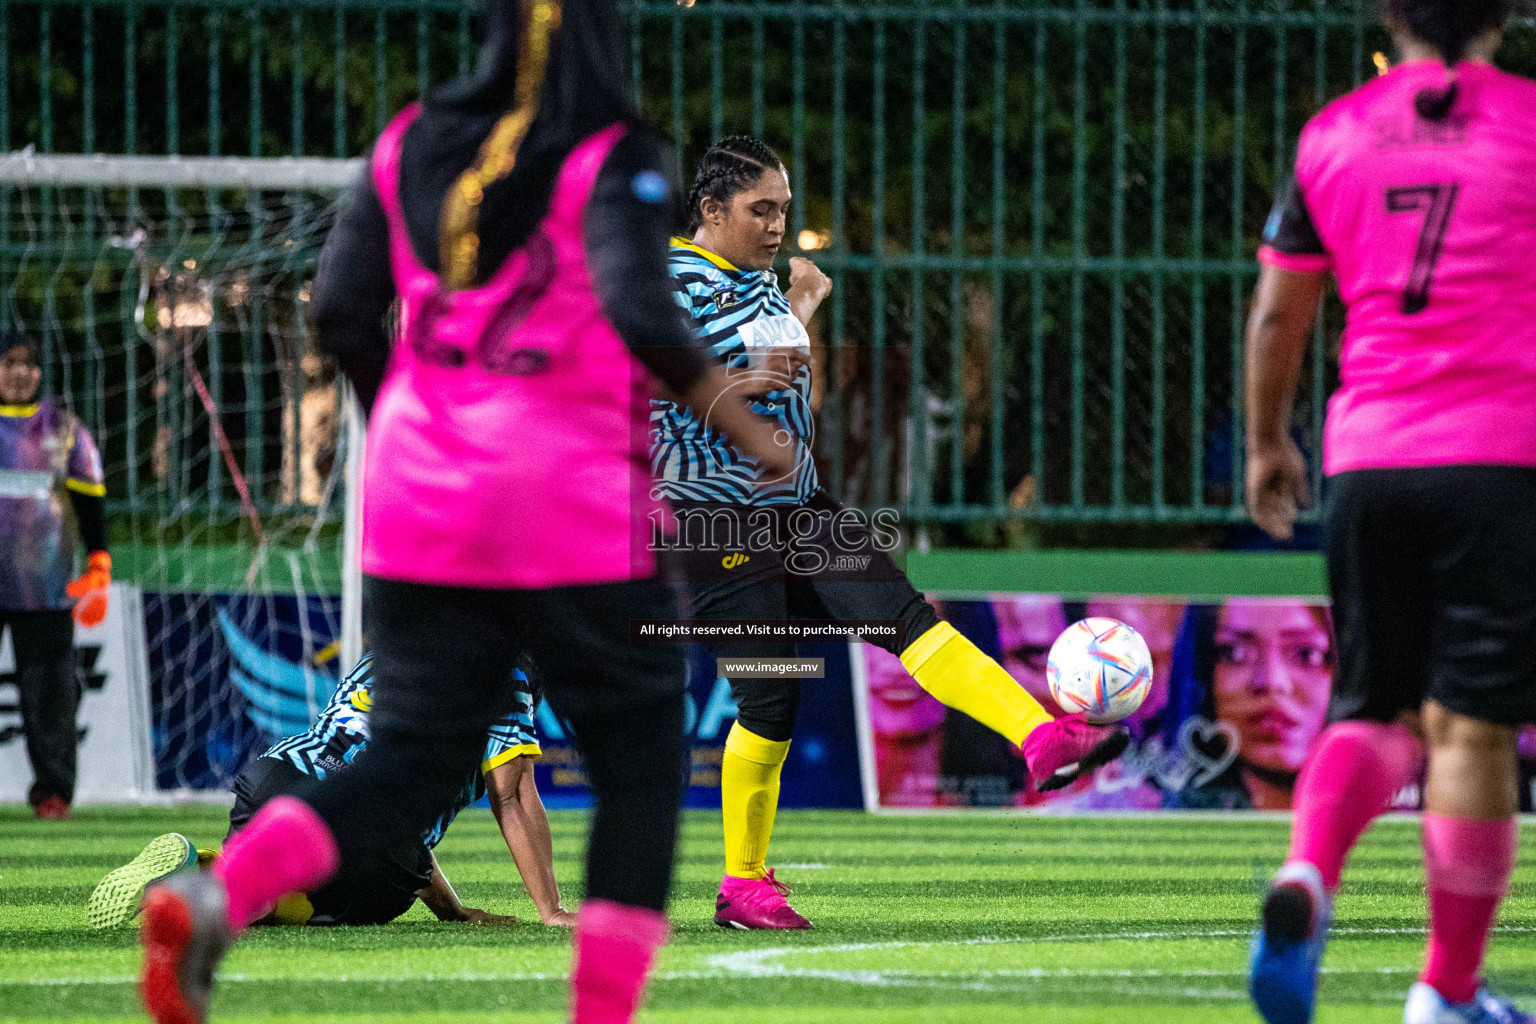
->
xmin=11 ymin=925 xmax=1473 ymax=990
xmin=1110 ymin=986 xmax=1251 ymax=1000
xmin=4 ymin=967 xmax=1391 ymax=1001
xmin=704 ymin=935 xmax=1422 ymax=977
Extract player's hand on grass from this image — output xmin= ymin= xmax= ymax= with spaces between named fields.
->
xmin=540 ymin=908 xmax=577 ymax=927
xmin=1245 ymin=435 xmax=1309 ymax=542
xmin=459 ymin=908 xmax=518 ymax=926
xmin=786 ymin=257 xmax=832 ymax=327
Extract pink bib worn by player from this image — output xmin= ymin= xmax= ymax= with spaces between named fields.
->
xmin=1260 ymin=62 xmax=1536 ymax=475
xmin=362 ymin=105 xmax=663 ymax=588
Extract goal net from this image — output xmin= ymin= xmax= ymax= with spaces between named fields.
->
xmin=0 ymin=153 xmax=363 ymax=794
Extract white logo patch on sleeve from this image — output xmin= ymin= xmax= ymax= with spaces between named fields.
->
xmin=738 ymin=314 xmax=810 ymax=366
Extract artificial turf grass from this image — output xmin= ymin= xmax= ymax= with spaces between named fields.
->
xmin=0 ymin=1012 xmax=1425 ymax=1024
xmin=4 ymin=807 xmax=1536 ymax=1021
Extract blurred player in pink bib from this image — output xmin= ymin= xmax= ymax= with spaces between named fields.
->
xmin=1244 ymin=3 xmax=1536 ymax=1023
xmin=134 ymin=2 xmax=790 ymax=1024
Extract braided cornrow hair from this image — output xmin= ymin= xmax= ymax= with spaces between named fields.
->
xmin=1381 ymin=0 xmax=1515 ymax=120
xmin=685 ymin=135 xmax=786 ymax=234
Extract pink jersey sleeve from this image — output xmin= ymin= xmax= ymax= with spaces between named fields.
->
xmin=1257 ymin=245 xmax=1331 ymax=275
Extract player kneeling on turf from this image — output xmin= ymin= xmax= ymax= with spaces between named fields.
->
xmin=88 ymin=653 xmax=572 ymax=929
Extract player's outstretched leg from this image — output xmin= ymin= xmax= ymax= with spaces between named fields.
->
xmin=715 ymin=721 xmax=811 ymax=930
xmin=139 ymin=797 xmax=338 ymax=1024
xmin=88 ymin=833 xmax=197 ymax=929
xmin=1250 ymin=720 xmax=1422 ymax=1024
xmin=899 ymin=620 xmax=1126 ymax=789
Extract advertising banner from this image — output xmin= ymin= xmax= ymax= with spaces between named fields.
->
xmin=144 ymin=592 xmax=341 ymax=791
xmin=146 ymin=591 xmax=866 ymax=809
xmin=856 ymin=594 xmax=1444 ymax=813
xmin=533 ymin=640 xmax=864 ymax=810
xmin=0 ymin=583 xmax=155 ymax=802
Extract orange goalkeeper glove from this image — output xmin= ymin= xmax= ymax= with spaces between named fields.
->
xmin=66 ymin=551 xmax=111 ymax=628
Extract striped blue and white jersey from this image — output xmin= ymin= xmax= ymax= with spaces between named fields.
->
xmin=649 ymin=238 xmax=819 ymax=506
xmin=259 ymin=653 xmax=541 ymax=851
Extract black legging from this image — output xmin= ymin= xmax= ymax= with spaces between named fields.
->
xmin=672 ymin=492 xmax=941 ymax=743
xmin=3 ymin=609 xmax=78 ymax=805
xmin=299 ymin=576 xmax=688 ymax=912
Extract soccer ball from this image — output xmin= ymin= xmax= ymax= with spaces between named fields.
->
xmin=1046 ymin=617 xmax=1153 ymax=724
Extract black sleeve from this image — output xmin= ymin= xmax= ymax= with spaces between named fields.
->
xmin=584 ymin=131 xmax=708 ymax=394
xmin=1262 ymin=176 xmax=1328 ymax=258
xmin=68 ymin=491 xmax=107 ymax=553
xmin=312 ymin=161 xmax=396 ymax=416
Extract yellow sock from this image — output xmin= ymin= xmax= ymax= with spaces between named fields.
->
xmin=271 ymin=892 xmax=315 ymax=926
xmin=900 ymin=621 xmax=1054 ymax=747
xmin=721 ymin=722 xmax=791 ymax=880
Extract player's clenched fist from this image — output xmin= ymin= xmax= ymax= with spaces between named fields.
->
xmin=786 ymin=257 xmax=832 ymax=327
xmin=788 ymin=257 xmax=832 ymax=301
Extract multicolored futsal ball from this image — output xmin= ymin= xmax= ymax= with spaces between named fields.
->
xmin=1046 ymin=617 xmax=1154 ymax=724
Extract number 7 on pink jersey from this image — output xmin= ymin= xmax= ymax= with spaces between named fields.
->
xmin=1384 ymin=183 xmax=1459 ymax=315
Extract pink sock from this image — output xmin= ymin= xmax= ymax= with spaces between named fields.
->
xmin=212 ymin=796 xmax=339 ymax=931
xmin=1286 ymin=720 xmax=1423 ymax=892
xmin=1420 ymin=814 xmax=1517 ymax=1005
xmin=570 ymin=899 xmax=670 ymax=1024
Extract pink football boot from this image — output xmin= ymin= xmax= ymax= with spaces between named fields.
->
xmin=1022 ymin=713 xmax=1129 ymax=791
xmin=714 ymin=869 xmax=812 ymax=930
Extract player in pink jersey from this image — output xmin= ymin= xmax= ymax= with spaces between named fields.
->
xmin=134 ymin=3 xmax=791 ymax=1024
xmin=1245 ymin=2 xmax=1536 ymax=1023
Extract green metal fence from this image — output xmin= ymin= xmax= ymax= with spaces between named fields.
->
xmin=1 ymin=0 xmax=1533 ymax=529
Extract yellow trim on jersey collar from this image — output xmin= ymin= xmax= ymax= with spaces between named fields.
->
xmin=482 ymin=744 xmax=542 ymax=773
xmin=0 ymin=403 xmax=39 ymax=418
xmin=670 ymin=236 xmax=739 ymax=272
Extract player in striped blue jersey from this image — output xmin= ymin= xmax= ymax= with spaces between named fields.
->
xmin=88 ymin=653 xmax=572 ymax=929
xmin=651 ymin=234 xmax=818 ymax=505
xmin=655 ymin=136 xmax=1129 ymax=931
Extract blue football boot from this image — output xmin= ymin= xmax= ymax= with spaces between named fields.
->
xmin=1250 ymin=862 xmax=1333 ymax=1024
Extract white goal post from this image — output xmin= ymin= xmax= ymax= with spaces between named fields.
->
xmin=0 ymin=151 xmax=368 ymax=686
xmin=0 ymin=150 xmax=363 ymax=192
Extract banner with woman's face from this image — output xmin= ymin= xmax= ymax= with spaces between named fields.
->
xmin=858 ymin=594 xmax=1379 ymax=811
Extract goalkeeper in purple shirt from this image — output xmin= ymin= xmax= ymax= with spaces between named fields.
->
xmin=0 ymin=332 xmax=111 ymax=820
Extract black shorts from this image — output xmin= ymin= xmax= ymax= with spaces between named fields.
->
xmin=664 ymin=489 xmax=939 ymax=656
xmin=1327 ymin=465 xmax=1536 ymax=728
xmin=229 ymin=756 xmax=431 ymax=926
xmin=364 ymin=575 xmax=690 ymax=725
xmin=661 ymin=491 xmax=939 ymax=740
